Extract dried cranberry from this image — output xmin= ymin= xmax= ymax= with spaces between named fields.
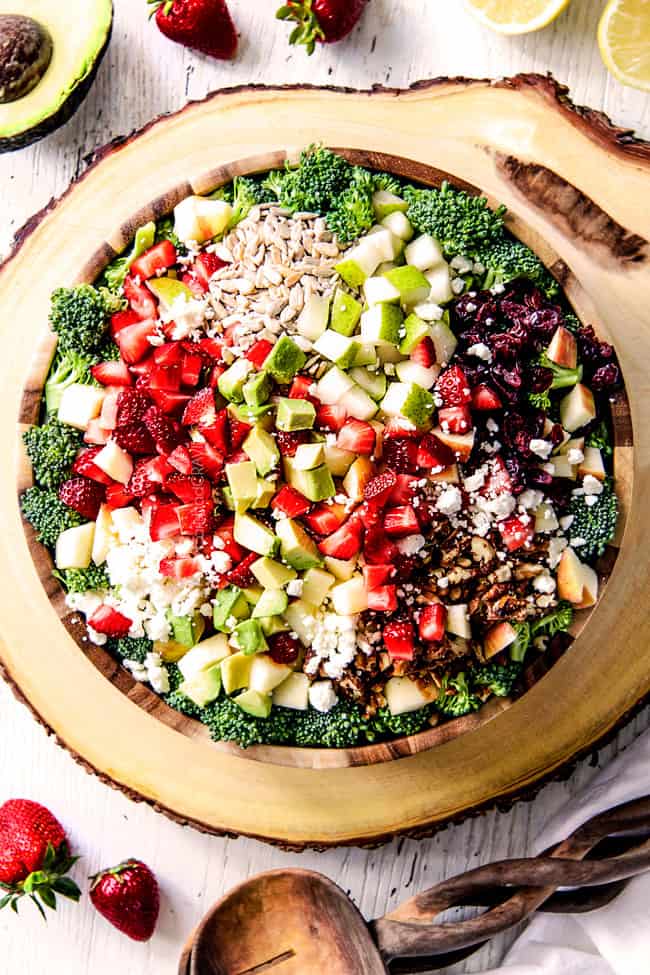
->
xmin=528 ymin=468 xmax=554 ymax=490
xmin=393 ymin=555 xmax=418 ymax=581
xmin=490 ymin=333 xmax=520 ymax=362
xmin=592 ymin=363 xmax=621 ymax=391
xmin=529 ymin=365 xmax=554 ymax=393
xmin=549 ymin=423 xmax=565 ymax=446
xmin=267 ymin=633 xmax=301 ymax=665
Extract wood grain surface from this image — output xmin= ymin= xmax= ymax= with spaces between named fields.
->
xmin=1 ymin=3 xmax=650 ymax=974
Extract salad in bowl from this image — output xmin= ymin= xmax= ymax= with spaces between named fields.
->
xmin=21 ymin=148 xmax=622 ymax=751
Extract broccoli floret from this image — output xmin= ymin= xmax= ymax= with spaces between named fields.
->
xmin=510 ymin=621 xmax=532 ymax=663
xmin=21 ymin=487 xmax=85 ymax=546
xmin=326 ymin=167 xmax=375 ymax=244
xmin=101 ymin=222 xmax=157 ymax=293
xmin=436 ymin=672 xmax=481 ymax=718
xmin=155 ymin=215 xmax=182 ymax=250
xmin=587 ymin=420 xmax=613 ymax=458
xmin=49 ymin=284 xmax=112 ymax=356
xmin=264 ymin=146 xmax=353 ymax=215
xmin=480 ymin=237 xmax=560 ymax=299
xmin=567 ymin=480 xmax=618 ymax=562
xmin=528 ymin=390 xmax=552 ymax=411
xmin=372 ymin=705 xmax=434 ymax=738
xmin=22 ymin=419 xmax=81 ymax=490
xmin=216 ymin=176 xmax=273 ymax=230
xmin=373 ymin=172 xmax=403 ymax=196
xmin=473 ymin=662 xmax=522 ymax=697
xmin=44 ymin=350 xmax=96 ymax=415
xmin=292 ymin=699 xmax=369 ymax=748
xmin=531 ymin=601 xmax=574 ymax=637
xmin=404 ymin=181 xmax=507 ymax=259
xmin=200 ymin=697 xmax=277 ymax=749
xmin=53 ymin=565 xmax=110 ymax=593
xmin=114 ymin=637 xmax=153 ymax=665
xmin=538 ymin=351 xmax=583 ymax=390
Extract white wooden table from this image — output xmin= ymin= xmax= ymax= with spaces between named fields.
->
xmin=1 ymin=2 xmax=648 ymax=972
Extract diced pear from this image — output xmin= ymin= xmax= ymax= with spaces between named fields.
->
xmin=147 ymin=277 xmax=194 ymax=312
xmin=367 ymin=226 xmax=404 ymax=262
xmin=560 ymin=384 xmax=596 ymax=433
xmin=430 ymin=319 xmax=458 ymax=364
xmin=429 ymin=463 xmax=460 ymax=484
xmin=324 ymin=556 xmax=358 ymax=581
xmin=445 ymin=603 xmax=472 ymax=639
xmin=340 ymin=385 xmax=378 ymax=421
xmin=363 ymin=276 xmax=400 ymax=307
xmin=384 ymin=265 xmax=431 ymax=307
xmin=395 ymin=360 xmax=440 ymax=389
xmin=579 ymin=446 xmax=606 ymax=481
xmin=343 ymin=457 xmax=374 ymax=501
xmin=296 ymin=294 xmax=331 ymax=341
xmin=55 ymin=523 xmax=95 ymax=570
xmin=535 ymin=502 xmax=559 ymax=533
xmin=425 ymin=265 xmax=453 ymax=305
xmin=92 ymin=504 xmax=115 ymax=566
xmin=559 ymin=435 xmax=585 ymax=456
xmin=405 ymin=234 xmax=445 ymax=271
xmin=174 ymin=196 xmax=233 ymax=244
xmin=360 ymin=304 xmax=403 ymax=346
xmin=249 ymin=654 xmax=292 ymax=695
xmin=546 ymin=326 xmax=577 ymax=369
xmin=93 ymin=440 xmax=133 ymax=485
xmin=313 ymin=330 xmax=361 ymax=369
xmin=314 ymin=366 xmax=354 ymax=405
xmin=178 ymin=634 xmax=231 ymax=681
xmin=557 ymin=547 xmax=598 ymax=608
xmin=372 ymin=190 xmax=408 ymax=220
xmin=58 ymin=384 xmax=106 ymax=431
xmin=349 ymin=367 xmax=387 ymax=401
xmin=542 ymin=455 xmax=577 ymax=480
xmin=385 ymin=676 xmax=438 ymax=715
xmin=484 ymin=622 xmax=517 ymax=659
xmin=272 ymin=672 xmax=310 ymax=711
xmin=381 ymin=211 xmax=413 ymax=241
xmin=323 ymin=444 xmax=356 ymax=477
xmin=111 ymin=506 xmax=143 ymax=542
xmin=432 ymin=426 xmax=475 ymax=462
xmin=330 ymin=574 xmax=368 ymax=615
xmin=301 ymin=568 xmax=336 ymax=607
xmin=335 ymin=238 xmax=385 ymax=287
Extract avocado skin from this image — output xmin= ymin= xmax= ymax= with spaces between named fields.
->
xmin=0 ymin=8 xmax=113 ymax=154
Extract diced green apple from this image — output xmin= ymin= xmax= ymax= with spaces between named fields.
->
xmin=405 ymin=234 xmax=444 ymax=271
xmin=276 ymin=519 xmax=322 ymax=571
xmin=351 ymin=343 xmax=379 ymax=368
xmin=385 ymin=676 xmax=438 ymax=715
xmin=330 ymin=574 xmax=368 ymax=615
xmin=335 ymin=237 xmax=385 ymax=287
xmin=323 ymin=556 xmax=358 ymax=581
xmin=91 ymin=504 xmax=115 ymax=566
xmin=399 ymin=313 xmax=431 ymax=355
xmin=146 ymin=276 xmax=194 ymax=312
xmin=323 ymin=444 xmax=356 ymax=477
xmin=367 ymin=226 xmax=404 ymax=262
xmin=560 ymin=384 xmax=596 ymax=433
xmin=264 ymin=336 xmax=307 ymax=384
xmin=445 ymin=603 xmax=472 ymax=639
xmin=93 ymin=440 xmax=133 ymax=485
xmin=283 ymin=599 xmax=320 ymax=645
xmin=248 ymin=654 xmax=292 ymax=695
xmin=110 ymin=506 xmax=143 ymax=543
xmin=55 ymin=523 xmax=95 ymax=570
xmin=179 ymin=664 xmax=222 ymax=708
xmin=272 ymin=672 xmax=310 ymax=711
xmin=57 ymin=384 xmax=106 ymax=431
xmin=178 ymin=634 xmax=231 ymax=681
xmin=296 ymin=293 xmax=331 ymax=341
xmin=425 ymin=265 xmax=453 ymax=305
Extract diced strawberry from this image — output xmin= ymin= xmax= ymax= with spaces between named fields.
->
xmin=364 ymin=469 xmax=397 ymax=505
xmin=355 ymin=501 xmax=381 ymax=530
xmin=383 ymin=620 xmax=415 ymax=661
xmin=91 ymin=360 xmax=132 ymax=387
xmin=367 ymin=585 xmax=398 ymax=613
xmin=317 ymin=516 xmax=363 ymax=559
xmin=417 ymin=432 xmax=455 ymax=471
xmin=142 ymin=455 xmax=174 ymax=483
xmin=228 ymin=414 xmax=252 ymax=452
xmin=198 ymin=408 xmax=230 ymax=454
xmin=195 ymin=337 xmax=225 ymax=360
xmin=245 ymin=339 xmax=275 ymax=370
xmin=498 ymin=515 xmax=534 ymax=552
xmin=181 ymin=271 xmax=206 ymax=298
xmin=115 ymin=389 xmax=152 ymax=428
xmin=271 ymin=485 xmax=311 ymax=519
xmin=143 ymin=405 xmax=181 ymax=454
xmin=209 ymin=364 xmax=226 ymax=389
xmin=88 ymin=605 xmax=132 ymax=638
xmin=303 ymin=502 xmax=347 ymax=535
xmin=149 ymin=504 xmax=181 ymax=541
xmin=123 ymin=275 xmax=158 ymax=320
xmin=167 ymin=445 xmax=193 ymax=475
xmin=99 ymin=392 xmax=120 ymax=431
xmin=483 ymin=455 xmax=513 ymax=497
xmin=110 ymin=309 xmax=140 ymax=337
xmin=105 ymin=483 xmax=135 ymax=510
xmin=153 ymin=343 xmax=183 ymax=368
xmin=113 ymin=424 xmax=155 ymax=455
xmin=411 ymin=336 xmax=436 ymax=368
xmin=267 ymin=633 xmax=301 ymax=665
xmin=225 ymin=552 xmax=258 ymax=589
xmin=383 ymin=418 xmax=419 ymax=439
xmin=436 ymin=365 xmax=472 ymax=407
xmin=472 ymin=384 xmax=503 ymax=411
xmin=149 ymin=364 xmax=182 ymax=392
xmin=288 ymin=374 xmax=315 ymax=401
xmin=275 ymin=430 xmax=309 ymax=457
xmin=181 ymin=352 xmax=204 ymax=387
xmin=129 ymin=356 xmax=156 ymax=378
xmin=128 ymin=462 xmax=158 ymax=498
xmin=193 ymin=251 xmax=228 ymax=289
xmin=438 ymin=405 xmax=472 ymax=435
xmin=337 ymin=418 xmax=376 ymax=455
xmin=177 ymin=501 xmax=215 ymax=536
xmin=159 ymin=556 xmax=202 ymax=580
xmin=364 ymin=527 xmax=399 ymax=565
xmin=388 ymin=474 xmax=419 ymax=505
xmin=189 ymin=442 xmax=225 ymax=481
xmin=59 ymin=477 xmax=105 ymax=520
xmin=213 ymin=517 xmax=244 ymax=561
xmin=115 ymin=319 xmax=158 ymax=364
xmin=130 ymin=241 xmax=177 ymax=280
xmin=226 ymin=448 xmax=248 ymax=465
xmin=148 ymin=389 xmax=192 ymax=415
xmin=73 ymin=447 xmax=114 ymax=486
xmin=384 ymin=505 xmax=420 ymax=537
xmin=382 ymin=438 xmax=418 ymax=473
xmin=165 ymin=473 xmax=213 ymax=503
xmin=362 ymin=564 xmax=394 ymax=588
xmin=316 ymin=404 xmax=347 ymax=432
xmin=418 ymin=603 xmax=447 ymax=643
xmin=222 ymin=323 xmax=240 ymax=347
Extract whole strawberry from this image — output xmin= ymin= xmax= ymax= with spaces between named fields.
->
xmin=0 ymin=799 xmax=81 ymax=917
xmin=148 ymin=0 xmax=238 ymax=61
xmin=276 ymin=0 xmax=369 ymax=54
xmin=90 ymin=859 xmax=160 ymax=942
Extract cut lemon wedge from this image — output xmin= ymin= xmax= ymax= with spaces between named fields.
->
xmin=463 ymin=0 xmax=572 ymax=34
xmin=598 ymin=0 xmax=650 ymax=92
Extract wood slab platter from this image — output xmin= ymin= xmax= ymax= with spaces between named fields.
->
xmin=1 ymin=75 xmax=649 ymax=849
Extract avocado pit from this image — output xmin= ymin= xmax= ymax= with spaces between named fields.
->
xmin=0 ymin=14 xmax=53 ymax=104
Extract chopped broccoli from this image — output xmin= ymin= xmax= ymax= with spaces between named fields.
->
xmin=528 ymin=390 xmax=552 ymax=411
xmin=292 ymin=700 xmax=369 ymax=748
xmin=213 ymin=176 xmax=273 ymax=230
xmin=567 ymin=480 xmax=618 ymax=562
xmin=404 ymin=181 xmax=507 ymax=260
xmin=49 ymin=284 xmax=111 ymax=356
xmin=531 ymin=601 xmax=574 ymax=637
xmin=155 ymin=215 xmax=182 ymax=250
xmin=53 ymin=564 xmax=110 ymax=593
xmin=373 ymin=172 xmax=403 ymax=196
xmin=21 ymin=487 xmax=84 ymax=546
xmin=101 ymin=222 xmax=156 ymax=292
xmin=22 ymin=419 xmax=81 ymax=490
xmin=264 ymin=145 xmax=353 ymax=215
xmin=114 ymin=637 xmax=153 ymax=665
xmin=326 ymin=167 xmax=375 ymax=243
xmin=587 ymin=420 xmax=613 ymax=458
xmin=372 ymin=705 xmax=434 ymax=738
xmin=480 ymin=237 xmax=560 ymax=299
xmin=510 ymin=621 xmax=532 ymax=663
xmin=538 ymin=351 xmax=583 ymax=390
xmin=203 ymin=697 xmax=291 ymax=749
xmin=473 ymin=662 xmax=522 ymax=697
xmin=436 ymin=672 xmax=481 ymax=718
xmin=44 ymin=350 xmax=96 ymax=415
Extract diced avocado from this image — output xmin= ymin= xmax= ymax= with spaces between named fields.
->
xmin=242 ymin=585 xmax=264 ymax=606
xmin=330 ymin=288 xmax=362 ymax=337
xmin=178 ymin=634 xmax=231 ymax=680
xmin=229 ymin=402 xmax=274 ymax=428
xmin=384 ymin=265 xmax=431 ymax=307
xmin=234 ymin=618 xmax=269 ymax=656
xmin=349 ymin=367 xmax=387 ymax=401
xmin=372 ymin=190 xmax=409 ymax=220
xmin=249 ymin=655 xmax=292 ymax=694
xmin=221 ymin=486 xmax=237 ymax=512
xmin=313 ymin=330 xmax=361 ymax=369
xmin=288 ymin=464 xmax=336 ymax=503
xmin=226 ymin=460 xmax=258 ymax=511
xmin=221 ymin=652 xmax=253 ymax=695
xmin=276 ymin=519 xmax=323 ymax=571
xmin=293 ymin=442 xmax=325 ymax=471
xmin=243 ymin=426 xmax=280 ymax=477
xmin=166 ymin=611 xmax=205 ymax=649
xmin=400 ymin=313 xmax=431 ymax=355
xmin=253 ymin=478 xmax=276 ymax=509
xmin=251 ymin=556 xmax=297 ymax=589
xmin=360 ymin=304 xmax=403 ymax=347
xmin=276 ymin=397 xmax=316 ymax=432
xmin=302 ymin=567 xmax=336 ymax=607
xmin=243 ymin=371 xmax=272 ymax=408
xmin=179 ymin=664 xmax=222 ymax=708
xmin=155 ymin=640 xmax=191 ymax=664
xmin=259 ymin=616 xmax=290 ymax=637
xmin=273 ymin=672 xmax=310 ymax=711
xmin=252 ymin=589 xmax=289 ymax=619
xmin=234 ymin=513 xmax=279 ymax=558
xmin=264 ymin=336 xmax=306 ymax=384
xmin=324 ymin=556 xmax=358 ymax=581
xmin=213 ymin=586 xmax=250 ymax=632
xmin=147 ymin=276 xmax=194 ymax=312
xmin=234 ymin=689 xmax=272 ymax=719
xmin=217 ymin=358 xmax=253 ymax=403
xmin=380 ymin=382 xmax=435 ymax=427
xmin=296 ymin=294 xmax=331 ymax=341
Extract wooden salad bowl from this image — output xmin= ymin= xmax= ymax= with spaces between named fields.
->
xmin=0 ymin=76 xmax=648 ymax=849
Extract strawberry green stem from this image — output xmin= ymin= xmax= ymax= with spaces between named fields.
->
xmin=0 ymin=843 xmax=81 ymax=919
xmin=276 ymin=1 xmax=325 ymax=56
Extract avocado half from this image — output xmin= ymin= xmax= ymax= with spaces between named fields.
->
xmin=0 ymin=0 xmax=113 ymax=152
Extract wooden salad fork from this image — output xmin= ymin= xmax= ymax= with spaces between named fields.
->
xmin=180 ymin=796 xmax=650 ymax=975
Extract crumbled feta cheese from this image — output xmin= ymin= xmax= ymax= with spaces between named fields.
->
xmin=466 ymin=342 xmax=492 ymax=363
xmin=486 ymin=417 xmax=499 ymax=434
xmin=87 ymin=627 xmax=107 ymax=646
xmin=548 ymin=536 xmax=569 ymax=568
xmin=463 ymin=467 xmax=487 ymax=493
xmin=162 ymin=294 xmax=209 ymax=341
xmin=451 ymin=276 xmax=466 ymax=295
xmin=529 ymin=439 xmax=553 ymax=460
xmin=450 ymin=255 xmax=473 ymax=274
xmin=560 ymin=515 xmax=575 ymax=531
xmin=286 ymin=579 xmax=304 ymax=598
xmin=519 ymin=489 xmax=544 ymax=511
xmin=436 ymin=485 xmax=463 ymax=516
xmin=533 ymin=573 xmax=557 ymax=594
xmin=567 ymin=448 xmax=585 ymax=465
xmin=397 ymin=534 xmax=426 ymax=555
xmin=583 ymin=474 xmax=604 ymax=496
xmin=570 ymin=537 xmax=587 ymax=549
xmin=308 ymin=680 xmax=338 ymax=714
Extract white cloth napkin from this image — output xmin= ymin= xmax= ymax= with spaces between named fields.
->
xmin=480 ymin=730 xmax=650 ymax=975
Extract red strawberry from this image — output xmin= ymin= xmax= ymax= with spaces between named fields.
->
xmin=277 ymin=0 xmax=369 ymax=52
xmin=337 ymin=418 xmax=376 ymax=455
xmin=388 ymin=474 xmax=419 ymax=505
xmin=177 ymin=501 xmax=215 ymax=535
xmin=363 ymin=469 xmax=397 ymax=505
xmin=362 ymin=564 xmax=393 ymax=588
xmin=302 ymin=502 xmax=347 ymax=535
xmin=181 ymin=352 xmax=204 ymax=387
xmin=199 ymin=408 xmax=230 ymax=453
xmin=88 ymin=605 xmax=133 ymax=638
xmin=165 ymin=473 xmax=213 ymax=503
xmin=315 ymin=403 xmax=347 ymax=432
xmin=246 ymin=339 xmax=275 ymax=370
xmin=116 ymin=319 xmax=159 ymax=364
xmin=149 ymin=504 xmax=181 ymax=541
xmin=288 ymin=374 xmax=315 ymax=401
xmin=438 ymin=405 xmax=473 ymax=435
xmin=182 ymin=387 xmax=217 ymax=427
xmin=143 ymin=405 xmax=181 ymax=454
xmin=128 ymin=463 xmax=159 ymax=499
xmin=192 ymin=252 xmax=228 ymax=290
xmin=483 ymin=455 xmax=512 ymax=497
xmin=91 ymin=360 xmax=132 ymax=387
xmin=472 ymin=384 xmax=503 ymax=411
xmin=113 ymin=424 xmax=156 ymax=456
xmin=228 ymin=414 xmax=252 ymax=452
xmin=130 ymin=241 xmax=177 ymax=281
xmin=356 ymin=501 xmax=382 ymax=530
xmin=275 ymin=430 xmax=309 ymax=457
xmin=106 ymin=484 xmax=135 ymax=510
xmin=59 ymin=477 xmax=104 ymax=520
xmin=383 ymin=620 xmax=415 ymax=661
xmin=382 ymin=437 xmax=418 ymax=474
xmin=0 ymin=799 xmax=81 ymax=916
xmin=411 ymin=336 xmax=436 ymax=368
xmin=115 ymin=389 xmax=152 ymax=427
xmin=384 ymin=505 xmax=420 ymax=537
xmin=498 ymin=515 xmax=534 ymax=553
xmin=367 ymin=585 xmax=398 ymax=613
xmin=111 ymin=309 xmax=140 ymax=337
xmin=148 ymin=389 xmax=192 ymax=415
xmin=151 ymin=0 xmax=238 ymax=61
xmin=149 ymin=364 xmax=182 ymax=392
xmin=189 ymin=442 xmax=225 ymax=480
xmin=318 ymin=516 xmax=363 ymax=559
xmin=436 ymin=365 xmax=472 ymax=407
xmin=364 ymin=527 xmax=398 ymax=565
xmin=417 ymin=432 xmax=455 ymax=471
xmin=90 ymin=859 xmax=159 ymax=942
xmin=225 ymin=552 xmax=258 ymax=588
xmin=195 ymin=337 xmax=225 ymax=359
xmin=267 ymin=632 xmax=301 ymax=665
xmin=73 ymin=448 xmax=114 ymax=486
xmin=213 ymin=517 xmax=244 ymax=560
xmin=159 ymin=556 xmax=202 ymax=580
xmin=418 ymin=603 xmax=446 ymax=643
xmin=123 ymin=276 xmax=159 ymax=320
xmin=167 ymin=444 xmax=193 ymax=475
xmin=271 ymin=485 xmax=311 ymax=519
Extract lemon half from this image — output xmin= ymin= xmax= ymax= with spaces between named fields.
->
xmin=463 ymin=0 xmax=572 ymax=34
xmin=598 ymin=0 xmax=650 ymax=92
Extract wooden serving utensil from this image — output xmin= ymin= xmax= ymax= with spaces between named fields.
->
xmin=181 ymin=796 xmax=650 ymax=975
